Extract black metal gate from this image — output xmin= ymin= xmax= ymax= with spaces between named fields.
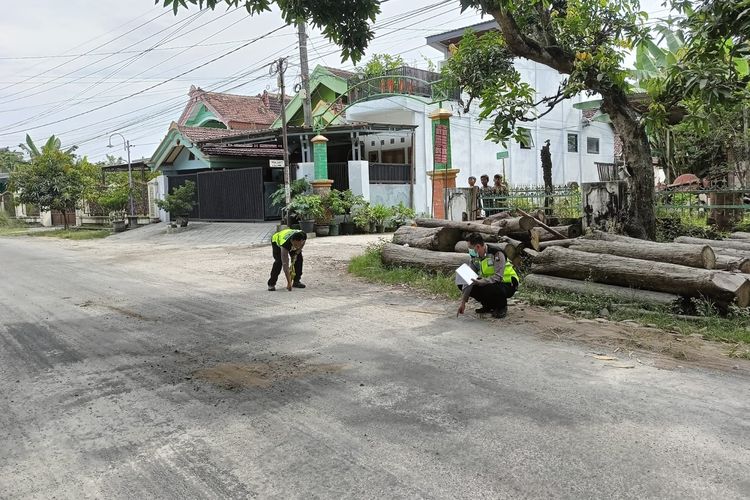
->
xmin=328 ymin=162 xmax=349 ymax=191
xmin=168 ymin=167 xmax=266 ymax=221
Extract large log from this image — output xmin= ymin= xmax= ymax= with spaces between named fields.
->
xmin=714 ymin=254 xmax=750 ymax=273
xmin=382 ymin=243 xmax=469 ymax=274
xmin=674 ymin=236 xmax=750 ymax=252
xmin=530 ymin=225 xmax=583 ymax=250
xmin=568 ymin=239 xmax=716 ymax=269
xmin=524 ymin=274 xmax=681 ymax=307
xmin=729 ymin=232 xmax=750 ymax=240
xmin=516 ymin=208 xmax=566 ymax=239
xmin=538 ymin=239 xmax=577 ymax=250
xmin=531 ymin=246 xmax=750 ymax=307
xmin=392 ymin=226 xmax=462 ymax=252
xmin=415 ymin=218 xmax=501 ymax=236
xmin=481 ymin=211 xmax=511 ymax=225
xmin=454 ymin=240 xmax=519 ymax=260
xmin=493 ymin=216 xmax=537 ymax=232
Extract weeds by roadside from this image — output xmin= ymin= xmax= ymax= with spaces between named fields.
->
xmin=27 ymin=229 xmax=110 ymax=240
xmin=349 ymin=245 xmax=750 ymax=346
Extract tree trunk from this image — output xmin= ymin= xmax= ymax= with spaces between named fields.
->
xmin=601 ymin=93 xmax=656 ymax=240
xmin=524 ymin=274 xmax=681 ymax=307
xmin=415 ymin=218 xmax=503 ymax=236
xmin=538 ymin=239 xmax=577 ymax=250
xmin=381 ymin=243 xmax=469 ymax=274
xmin=674 ymin=236 xmax=750 ymax=252
xmin=541 ymin=140 xmax=553 ymax=215
xmin=493 ymin=216 xmax=537 ymax=232
xmin=729 ymin=232 xmax=750 ymax=240
xmin=714 ymin=254 xmax=750 ymax=273
xmin=392 ymin=226 xmax=462 ymax=252
xmin=531 ymin=246 xmax=750 ymax=306
xmin=531 ymin=224 xmax=582 ymax=246
xmin=568 ymin=239 xmax=716 ymax=269
xmin=482 ymin=211 xmax=511 ymax=224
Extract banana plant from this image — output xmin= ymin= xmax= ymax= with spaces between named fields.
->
xmin=18 ymin=134 xmax=77 ymax=159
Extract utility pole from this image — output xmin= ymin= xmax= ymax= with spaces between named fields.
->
xmin=270 ymin=57 xmax=291 ymax=214
xmin=297 ymin=22 xmax=313 ymax=128
xmin=108 ymin=133 xmax=134 ymax=217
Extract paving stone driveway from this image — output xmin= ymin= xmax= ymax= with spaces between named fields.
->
xmin=106 ymin=221 xmax=276 ymax=246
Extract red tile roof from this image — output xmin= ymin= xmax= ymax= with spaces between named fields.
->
xmin=323 ymin=66 xmax=355 ymax=80
xmin=178 ymin=87 xmax=291 ymax=129
xmin=199 ymin=144 xmax=284 ymax=158
xmin=176 ymin=125 xmax=251 ymax=144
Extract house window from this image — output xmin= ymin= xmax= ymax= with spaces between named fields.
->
xmin=188 ymin=152 xmax=196 ymax=161
xmin=400 ymin=137 xmax=405 ymax=143
xmin=518 ymin=128 xmax=533 ymax=149
xmin=390 ymin=138 xmax=395 ymax=144
xmin=587 ymin=137 xmax=600 ymax=154
xmin=567 ymin=133 xmax=578 ymax=153
xmin=368 ymin=151 xmax=379 ymax=163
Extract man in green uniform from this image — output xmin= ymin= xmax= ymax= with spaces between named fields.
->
xmin=456 ymin=233 xmax=519 ymax=318
xmin=268 ymin=229 xmax=307 ymax=291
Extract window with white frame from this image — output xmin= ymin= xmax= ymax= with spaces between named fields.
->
xmin=587 ymin=137 xmax=600 ymax=154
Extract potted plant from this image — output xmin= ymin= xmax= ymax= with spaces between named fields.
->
xmin=370 ymin=203 xmax=394 ymax=233
xmin=156 ymin=181 xmax=197 ymax=228
xmin=351 ymin=201 xmax=373 ymax=233
xmin=271 ymin=178 xmax=311 ymax=227
xmin=391 ymin=201 xmax=416 ymax=229
xmin=337 ymin=190 xmax=364 ymax=235
xmin=287 ymin=193 xmax=322 ymax=233
xmin=322 ymin=190 xmax=347 ymax=236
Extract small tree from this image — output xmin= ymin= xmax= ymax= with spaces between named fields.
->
xmin=10 ymin=145 xmax=91 ymax=229
xmin=156 ymin=181 xmax=197 ymax=226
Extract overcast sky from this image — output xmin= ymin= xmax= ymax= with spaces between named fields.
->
xmin=0 ymin=0 xmax=666 ymax=163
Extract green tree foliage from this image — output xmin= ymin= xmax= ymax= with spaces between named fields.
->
xmin=0 ymin=148 xmax=25 ymax=175
xmin=356 ymin=53 xmax=405 ymax=77
xmin=158 ymin=0 xmax=380 ymax=63
xmin=156 ymin=181 xmax=197 ymax=217
xmin=10 ymin=143 xmax=96 ymax=229
xmin=444 ymin=1 xmax=656 ymax=238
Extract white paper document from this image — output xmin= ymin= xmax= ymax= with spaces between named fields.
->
xmin=455 ymin=263 xmax=478 ymax=286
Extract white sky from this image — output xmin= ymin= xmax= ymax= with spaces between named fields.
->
xmin=0 ymin=0 xmax=667 ymax=163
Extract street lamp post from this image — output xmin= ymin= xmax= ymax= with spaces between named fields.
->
xmin=108 ymin=133 xmax=134 ymax=217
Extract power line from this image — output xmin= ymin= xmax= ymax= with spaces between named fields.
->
xmin=0 ymin=25 xmax=288 ymax=137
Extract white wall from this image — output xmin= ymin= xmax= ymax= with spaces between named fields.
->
xmin=369 ymin=185 xmax=410 ymax=208
xmin=346 ymin=60 xmax=617 ymax=215
xmin=347 ymin=161 xmax=370 ymax=199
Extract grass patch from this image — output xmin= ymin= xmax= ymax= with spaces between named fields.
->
xmin=519 ymin=286 xmax=750 ymax=345
xmin=348 ymin=244 xmax=750 ymax=346
xmin=27 ymin=229 xmax=110 ymax=240
xmin=348 ymin=243 xmax=460 ymax=299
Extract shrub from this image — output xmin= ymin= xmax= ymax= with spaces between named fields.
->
xmin=156 ymin=181 xmax=196 ymax=217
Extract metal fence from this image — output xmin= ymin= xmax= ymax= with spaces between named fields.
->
xmin=478 ymin=185 xmax=750 ymax=223
xmin=654 ymin=188 xmax=750 ymax=223
xmin=479 ymin=185 xmax=582 ymax=219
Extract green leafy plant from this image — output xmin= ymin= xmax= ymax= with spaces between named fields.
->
xmin=391 ymin=202 xmax=415 ymax=228
xmin=270 ymin=178 xmax=311 ymax=207
xmin=156 ymin=181 xmax=197 ymax=217
xmin=351 ymin=201 xmax=372 ymax=230
xmin=370 ymin=204 xmax=393 ymax=227
xmin=287 ymin=193 xmax=323 ymax=221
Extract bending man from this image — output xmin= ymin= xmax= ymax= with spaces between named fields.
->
xmin=268 ymin=229 xmax=307 ymax=291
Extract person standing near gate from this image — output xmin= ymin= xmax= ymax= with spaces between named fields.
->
xmin=268 ymin=229 xmax=307 ymax=291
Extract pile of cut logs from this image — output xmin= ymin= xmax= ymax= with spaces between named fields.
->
xmin=525 ymin=230 xmax=750 ymax=309
xmin=383 ymin=213 xmax=750 ymax=310
xmin=383 ymin=211 xmax=574 ymax=273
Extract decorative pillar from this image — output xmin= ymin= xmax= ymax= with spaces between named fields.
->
xmin=426 ymin=108 xmax=460 ymax=219
xmin=311 ymin=134 xmax=334 ymax=195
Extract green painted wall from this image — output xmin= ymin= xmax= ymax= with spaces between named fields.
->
xmin=184 ymin=104 xmax=226 ymax=128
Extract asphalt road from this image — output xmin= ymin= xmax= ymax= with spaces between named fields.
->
xmin=1 ymin=236 xmax=749 ymax=499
